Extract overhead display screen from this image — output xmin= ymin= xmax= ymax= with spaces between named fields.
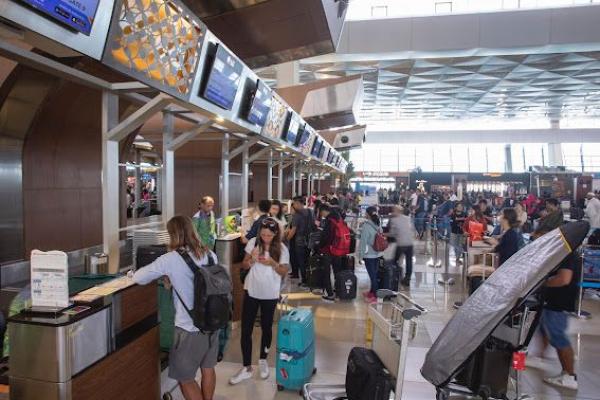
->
xmin=311 ymin=138 xmax=323 ymax=157
xmin=20 ymin=0 xmax=100 ymax=35
xmin=296 ymin=125 xmax=314 ymax=156
xmin=202 ymin=44 xmax=243 ymax=110
xmin=283 ymin=113 xmax=301 ymax=146
xmin=261 ymin=96 xmax=289 ymax=141
xmin=247 ymin=80 xmax=272 ymax=127
xmin=318 ymin=144 xmax=327 ymax=160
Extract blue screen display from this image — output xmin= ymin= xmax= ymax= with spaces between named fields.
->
xmin=311 ymin=138 xmax=323 ymax=157
xmin=283 ymin=113 xmax=301 ymax=145
xmin=247 ymin=80 xmax=272 ymax=127
xmin=203 ymin=45 xmax=243 ymax=110
xmin=318 ymin=144 xmax=326 ymax=159
xmin=295 ymin=124 xmax=309 ymax=147
xmin=20 ymin=0 xmax=100 ymax=35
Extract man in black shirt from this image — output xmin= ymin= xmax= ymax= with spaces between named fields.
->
xmin=286 ymin=196 xmax=315 ymax=286
xmin=528 ymin=252 xmax=579 ymax=391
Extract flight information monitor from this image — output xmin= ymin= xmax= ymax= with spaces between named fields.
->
xmin=20 ymin=0 xmax=100 ymax=35
xmin=202 ymin=44 xmax=243 ymax=110
xmin=246 ymin=80 xmax=272 ymax=127
xmin=282 ymin=113 xmax=301 ymax=146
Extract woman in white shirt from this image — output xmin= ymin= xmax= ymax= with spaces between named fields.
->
xmin=229 ymin=218 xmax=290 ymax=385
xmin=269 ymin=200 xmax=287 ymax=239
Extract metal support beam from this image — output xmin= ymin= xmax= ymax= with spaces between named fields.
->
xmin=221 ymin=134 xmax=230 ymax=220
xmin=278 ymin=152 xmax=284 ymax=200
xmin=267 ymin=149 xmax=273 ymax=200
xmin=162 ymin=112 xmax=175 ymax=223
xmin=248 ymin=147 xmax=270 ymax=163
xmin=167 ymin=122 xmax=213 ymax=151
xmin=242 ymin=145 xmax=249 ymax=212
xmin=106 ymin=93 xmax=171 ymax=141
xmin=101 ymin=91 xmax=120 ymax=274
xmin=230 ymin=136 xmax=260 ymax=159
xmin=292 ymin=161 xmax=297 ymax=198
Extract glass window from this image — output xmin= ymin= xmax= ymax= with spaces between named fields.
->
xmin=487 ymin=144 xmax=506 ymax=172
xmin=371 ymin=5 xmax=388 ymax=17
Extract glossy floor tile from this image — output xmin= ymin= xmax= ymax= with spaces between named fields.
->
xmin=166 ymin=239 xmax=600 ymax=400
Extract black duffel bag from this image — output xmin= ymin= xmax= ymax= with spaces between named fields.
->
xmin=345 ymin=347 xmax=394 ymax=400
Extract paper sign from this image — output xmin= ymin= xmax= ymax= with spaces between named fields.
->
xmin=30 ymin=250 xmax=69 ymax=308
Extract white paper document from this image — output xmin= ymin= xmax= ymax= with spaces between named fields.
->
xmin=30 ymin=250 xmax=69 ymax=308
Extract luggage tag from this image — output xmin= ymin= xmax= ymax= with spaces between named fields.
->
xmin=512 ymin=351 xmax=526 ymax=371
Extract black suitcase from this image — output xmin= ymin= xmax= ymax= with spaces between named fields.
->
xmin=335 ymin=270 xmax=357 ymax=300
xmin=377 ymin=259 xmax=400 ymax=291
xmin=454 ymin=337 xmax=512 ymax=399
xmin=136 ymin=245 xmax=168 ymax=268
xmin=346 ymin=347 xmax=394 ymax=400
xmin=306 ymin=252 xmax=324 ymax=290
xmin=349 ymin=231 xmax=357 ymax=254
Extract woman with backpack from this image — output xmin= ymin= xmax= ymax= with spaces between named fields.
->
xmin=229 ymin=218 xmax=290 ymax=385
xmin=358 ymin=206 xmax=384 ymax=303
xmin=132 ymin=215 xmax=220 ymax=400
xmin=318 ymin=205 xmax=350 ymax=302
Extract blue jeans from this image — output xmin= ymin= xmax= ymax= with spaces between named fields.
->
xmin=364 ymin=258 xmax=379 ymax=295
xmin=415 ymin=212 xmax=427 ymax=235
xmin=541 ymin=309 xmax=571 ymax=350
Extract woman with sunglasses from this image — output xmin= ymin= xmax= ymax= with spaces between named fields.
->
xmin=229 ymin=218 xmax=290 ymax=385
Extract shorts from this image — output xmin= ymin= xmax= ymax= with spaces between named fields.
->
xmin=540 ymin=309 xmax=571 ymax=350
xmin=169 ymin=327 xmax=219 ymax=382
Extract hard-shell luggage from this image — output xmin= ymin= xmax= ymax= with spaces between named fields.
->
xmin=335 ymin=270 xmax=357 ymax=300
xmin=454 ymin=337 xmax=512 ymax=399
xmin=377 ymin=259 xmax=400 ymax=291
xmin=276 ymin=308 xmax=316 ymax=393
xmin=136 ymin=244 xmax=168 ymax=268
xmin=306 ymin=252 xmax=324 ymax=290
xmin=345 ymin=347 xmax=394 ymax=400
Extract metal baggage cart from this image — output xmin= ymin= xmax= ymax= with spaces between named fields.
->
xmin=303 ymin=289 xmax=427 ymax=400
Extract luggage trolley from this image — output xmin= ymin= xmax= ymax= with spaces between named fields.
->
xmin=303 ymin=289 xmax=427 ymax=400
xmin=435 ymin=296 xmax=541 ymax=400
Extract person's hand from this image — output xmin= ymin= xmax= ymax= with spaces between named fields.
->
xmin=163 ymin=276 xmax=172 ymax=290
xmin=250 ymin=247 xmax=260 ymax=263
xmin=266 ymin=257 xmax=279 ymax=268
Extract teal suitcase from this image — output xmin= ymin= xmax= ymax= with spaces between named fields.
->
xmin=276 ymin=308 xmax=316 ymax=393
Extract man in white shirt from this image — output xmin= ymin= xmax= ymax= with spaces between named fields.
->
xmin=410 ymin=190 xmax=419 ymax=208
xmin=449 ymin=191 xmax=458 ymax=202
xmin=585 ymin=192 xmax=600 ymax=229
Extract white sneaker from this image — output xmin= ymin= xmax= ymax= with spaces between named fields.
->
xmin=259 ymin=359 xmax=270 ymax=380
xmin=229 ymin=367 xmax=253 ymax=385
xmin=544 ymin=372 xmax=578 ymax=391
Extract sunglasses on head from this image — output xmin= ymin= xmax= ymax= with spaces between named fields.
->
xmin=261 ymin=218 xmax=279 ymax=232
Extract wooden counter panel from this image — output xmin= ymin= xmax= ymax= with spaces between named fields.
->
xmin=231 ymin=262 xmax=245 ymax=322
xmin=72 ymin=326 xmax=159 ymax=400
xmin=121 ymin=283 xmax=158 ymax=332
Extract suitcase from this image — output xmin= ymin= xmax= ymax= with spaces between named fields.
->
xmin=377 ymin=259 xmax=400 ymax=291
xmin=306 ymin=252 xmax=324 ymax=290
xmin=454 ymin=337 xmax=512 ymax=399
xmin=335 ymin=270 xmax=357 ymax=300
xmin=345 ymin=347 xmax=394 ymax=400
xmin=136 ymin=244 xmax=168 ymax=268
xmin=276 ymin=308 xmax=316 ymax=393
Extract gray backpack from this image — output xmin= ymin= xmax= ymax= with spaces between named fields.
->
xmin=175 ymin=249 xmax=232 ymax=333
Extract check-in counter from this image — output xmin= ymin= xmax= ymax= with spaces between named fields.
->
xmin=215 ymin=233 xmax=245 ymax=322
xmin=8 ymin=278 xmax=160 ymax=400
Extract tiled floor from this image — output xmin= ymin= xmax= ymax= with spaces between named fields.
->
xmin=167 ymin=240 xmax=600 ymax=400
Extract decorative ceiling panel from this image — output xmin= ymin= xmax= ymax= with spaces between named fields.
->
xmin=258 ymin=51 xmax=600 ymax=122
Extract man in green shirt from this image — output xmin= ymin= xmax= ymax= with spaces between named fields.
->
xmin=533 ymin=198 xmax=564 ymax=239
xmin=193 ymin=196 xmax=217 ymax=249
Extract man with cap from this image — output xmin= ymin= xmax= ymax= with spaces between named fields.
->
xmin=585 ymin=192 xmax=600 ymax=230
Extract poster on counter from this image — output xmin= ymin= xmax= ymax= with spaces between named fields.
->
xmin=30 ymin=250 xmax=69 ymax=309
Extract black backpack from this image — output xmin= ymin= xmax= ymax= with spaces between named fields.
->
xmin=174 ymin=249 xmax=232 ymax=333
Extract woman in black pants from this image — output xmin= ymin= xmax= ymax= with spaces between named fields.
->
xmin=229 ymin=218 xmax=290 ymax=385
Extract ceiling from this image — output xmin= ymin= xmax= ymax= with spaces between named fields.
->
xmin=259 ymin=51 xmax=600 ymax=123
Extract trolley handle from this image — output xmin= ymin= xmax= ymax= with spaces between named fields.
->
xmin=376 ymin=289 xmax=428 ymax=313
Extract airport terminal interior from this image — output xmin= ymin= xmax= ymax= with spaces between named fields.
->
xmin=3 ymin=1 xmax=600 ymax=399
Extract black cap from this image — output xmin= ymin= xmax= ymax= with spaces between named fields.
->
xmin=560 ymin=220 xmax=590 ymax=252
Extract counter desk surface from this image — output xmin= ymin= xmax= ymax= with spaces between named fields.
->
xmin=8 ymin=275 xmax=160 ymax=400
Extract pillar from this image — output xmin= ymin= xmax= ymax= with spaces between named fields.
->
xmin=275 ymin=61 xmax=299 ymax=88
xmin=242 ymin=144 xmax=249 ymax=211
xmin=267 ymin=149 xmax=273 ymax=199
xmin=504 ymin=144 xmax=513 ymax=173
xmin=162 ymin=112 xmax=175 ymax=222
xmin=101 ymin=92 xmax=120 ymax=273
xmin=220 ymin=134 xmax=230 ymax=220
